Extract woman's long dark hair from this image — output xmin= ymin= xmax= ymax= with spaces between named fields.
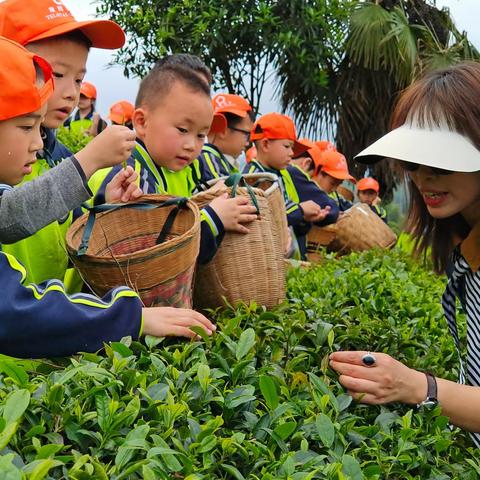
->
xmin=391 ymin=62 xmax=480 ymax=273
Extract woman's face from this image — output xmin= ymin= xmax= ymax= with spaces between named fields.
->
xmin=408 ymin=166 xmax=480 ymax=226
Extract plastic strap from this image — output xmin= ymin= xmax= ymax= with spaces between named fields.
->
xmin=77 ymin=197 xmax=188 ymax=256
xmin=224 ymin=173 xmax=260 ymax=214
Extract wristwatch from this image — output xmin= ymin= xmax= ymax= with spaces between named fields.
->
xmin=417 ymin=372 xmax=439 ymax=409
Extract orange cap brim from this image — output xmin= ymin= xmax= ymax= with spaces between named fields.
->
xmin=108 ymin=112 xmax=124 ymax=124
xmin=27 ymin=19 xmax=125 ymax=50
xmin=322 ymin=168 xmax=357 ymax=183
xmin=292 ymin=139 xmax=310 ymax=157
xmin=209 ymin=113 xmax=227 ymax=135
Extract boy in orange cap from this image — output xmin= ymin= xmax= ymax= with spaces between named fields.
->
xmin=97 ymin=60 xmax=258 ymax=264
xmin=65 ymin=81 xmax=107 ymax=136
xmin=244 ymin=113 xmax=332 ymax=257
xmin=109 ymin=100 xmax=135 ymax=129
xmin=357 ymin=177 xmax=388 ymax=222
xmin=197 ymin=93 xmax=255 ymax=181
xmin=314 ymin=150 xmax=356 ymax=211
xmin=0 ymin=36 xmax=215 ymax=358
xmin=0 ymin=0 xmax=141 ymax=288
xmin=289 ymin=138 xmax=339 ymax=258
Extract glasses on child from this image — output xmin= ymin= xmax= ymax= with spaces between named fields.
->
xmin=228 ymin=126 xmax=251 ymax=139
xmin=398 ymin=161 xmax=453 ymax=176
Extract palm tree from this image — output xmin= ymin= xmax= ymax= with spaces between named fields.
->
xmin=278 ymin=0 xmax=479 ymax=200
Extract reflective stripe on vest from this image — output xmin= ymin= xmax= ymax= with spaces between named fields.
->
xmin=133 ymin=143 xmax=196 ymax=197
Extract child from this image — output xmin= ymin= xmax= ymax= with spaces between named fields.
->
xmin=197 ymin=93 xmax=255 ymax=181
xmin=244 ymin=113 xmax=331 ymax=257
xmin=0 ymin=0 xmax=140 ymax=287
xmin=330 ymin=62 xmax=480 ymax=445
xmin=109 ymin=100 xmax=134 ymax=129
xmin=65 ymin=81 xmax=107 ymax=136
xmin=356 ymin=177 xmax=388 ymax=222
xmin=289 ymin=138 xmax=339 ymax=259
xmin=313 ymin=149 xmax=356 ymax=211
xmin=0 ymin=36 xmax=215 ymax=358
xmin=97 ymin=62 xmax=258 ymax=264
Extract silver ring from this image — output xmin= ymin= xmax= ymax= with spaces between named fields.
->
xmin=362 ymin=352 xmax=376 ymax=367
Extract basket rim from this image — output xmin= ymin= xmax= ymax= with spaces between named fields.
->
xmin=66 ymin=194 xmax=200 ymax=261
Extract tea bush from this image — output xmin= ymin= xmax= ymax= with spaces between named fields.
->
xmin=0 ymin=249 xmax=478 ymax=479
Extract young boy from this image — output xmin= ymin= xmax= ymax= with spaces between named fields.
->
xmin=197 ymin=93 xmax=255 ymax=181
xmin=356 ymin=177 xmax=388 ymax=222
xmin=243 ymin=113 xmax=330 ymax=257
xmin=313 ymin=150 xmax=356 ymax=211
xmin=97 ymin=62 xmax=258 ymax=264
xmin=0 ymin=0 xmax=139 ymax=287
xmin=0 ymin=36 xmax=215 ymax=358
xmin=290 ymin=139 xmax=339 ymax=258
xmin=65 ymin=81 xmax=107 ymax=136
xmin=109 ymin=100 xmax=135 ymax=129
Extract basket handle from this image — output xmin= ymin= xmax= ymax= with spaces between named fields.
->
xmin=224 ymin=173 xmax=260 ymax=214
xmin=77 ymin=197 xmax=189 ymax=256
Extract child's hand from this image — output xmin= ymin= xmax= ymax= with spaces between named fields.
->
xmin=300 ymin=200 xmax=322 ymax=222
xmin=105 ymin=166 xmax=143 ymax=203
xmin=142 ymin=307 xmax=216 ymax=339
xmin=75 ymin=125 xmax=136 ymax=179
xmin=209 ymin=193 xmax=258 ymax=234
xmin=372 ymin=196 xmax=382 ymax=207
xmin=310 ymin=205 xmax=332 ymax=223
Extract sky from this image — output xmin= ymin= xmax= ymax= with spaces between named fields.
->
xmin=64 ymin=0 xmax=480 ymax=119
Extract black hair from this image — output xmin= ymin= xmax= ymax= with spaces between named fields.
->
xmin=154 ymin=53 xmax=212 ymax=86
xmin=224 ymin=110 xmax=256 ymax=128
xmin=136 ymin=63 xmax=211 ymax=109
xmin=29 ymin=30 xmax=92 ymax=49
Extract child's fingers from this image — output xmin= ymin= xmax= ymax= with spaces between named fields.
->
xmin=121 ymin=183 xmax=143 ymax=202
xmin=238 ymin=213 xmax=258 ymax=224
xmin=238 ymin=204 xmax=258 ymax=214
xmin=233 ymin=224 xmax=250 ymax=234
xmin=231 ymin=196 xmax=251 ymax=206
xmin=187 ymin=310 xmax=215 ymax=331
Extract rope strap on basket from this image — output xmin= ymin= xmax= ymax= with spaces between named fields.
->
xmin=224 ymin=173 xmax=260 ymax=214
xmin=76 ymin=197 xmax=189 ymax=256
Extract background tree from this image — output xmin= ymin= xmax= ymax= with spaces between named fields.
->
xmin=97 ymin=0 xmax=478 ymax=199
xmin=95 ymin=0 xmax=349 ymax=115
xmin=278 ymin=0 xmax=479 ymax=199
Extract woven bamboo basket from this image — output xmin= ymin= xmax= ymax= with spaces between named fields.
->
xmin=195 ymin=173 xmax=289 ymax=253
xmin=66 ymin=195 xmax=200 ymax=308
xmin=191 ymin=174 xmax=286 ymax=310
xmin=326 ymin=204 xmax=397 ymax=255
xmin=306 ymin=224 xmax=337 ymax=262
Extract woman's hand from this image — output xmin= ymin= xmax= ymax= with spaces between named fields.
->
xmin=329 ymin=351 xmax=427 ymax=405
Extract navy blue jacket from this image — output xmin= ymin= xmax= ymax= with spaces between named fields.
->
xmin=0 ymin=252 xmax=142 ymax=358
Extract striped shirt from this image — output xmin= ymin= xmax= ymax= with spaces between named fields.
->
xmin=442 ymin=246 xmax=480 ymax=447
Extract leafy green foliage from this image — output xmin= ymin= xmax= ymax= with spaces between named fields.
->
xmin=0 ymin=249 xmax=477 ymax=478
xmin=56 ymin=127 xmax=93 ymax=154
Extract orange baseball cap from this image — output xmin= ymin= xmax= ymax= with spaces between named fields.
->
xmin=294 ymin=138 xmax=324 ymax=173
xmin=316 ymin=140 xmax=337 ymax=153
xmin=0 ymin=36 xmax=54 ymax=121
xmin=109 ymin=100 xmax=134 ymax=125
xmin=357 ymin=177 xmax=380 ymax=192
xmin=80 ymin=82 xmax=97 ymax=100
xmin=250 ymin=113 xmax=308 ymax=155
xmin=319 ymin=150 xmax=356 ymax=183
xmin=209 ymin=93 xmax=252 ymax=134
xmin=0 ymin=0 xmax=125 ymax=49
